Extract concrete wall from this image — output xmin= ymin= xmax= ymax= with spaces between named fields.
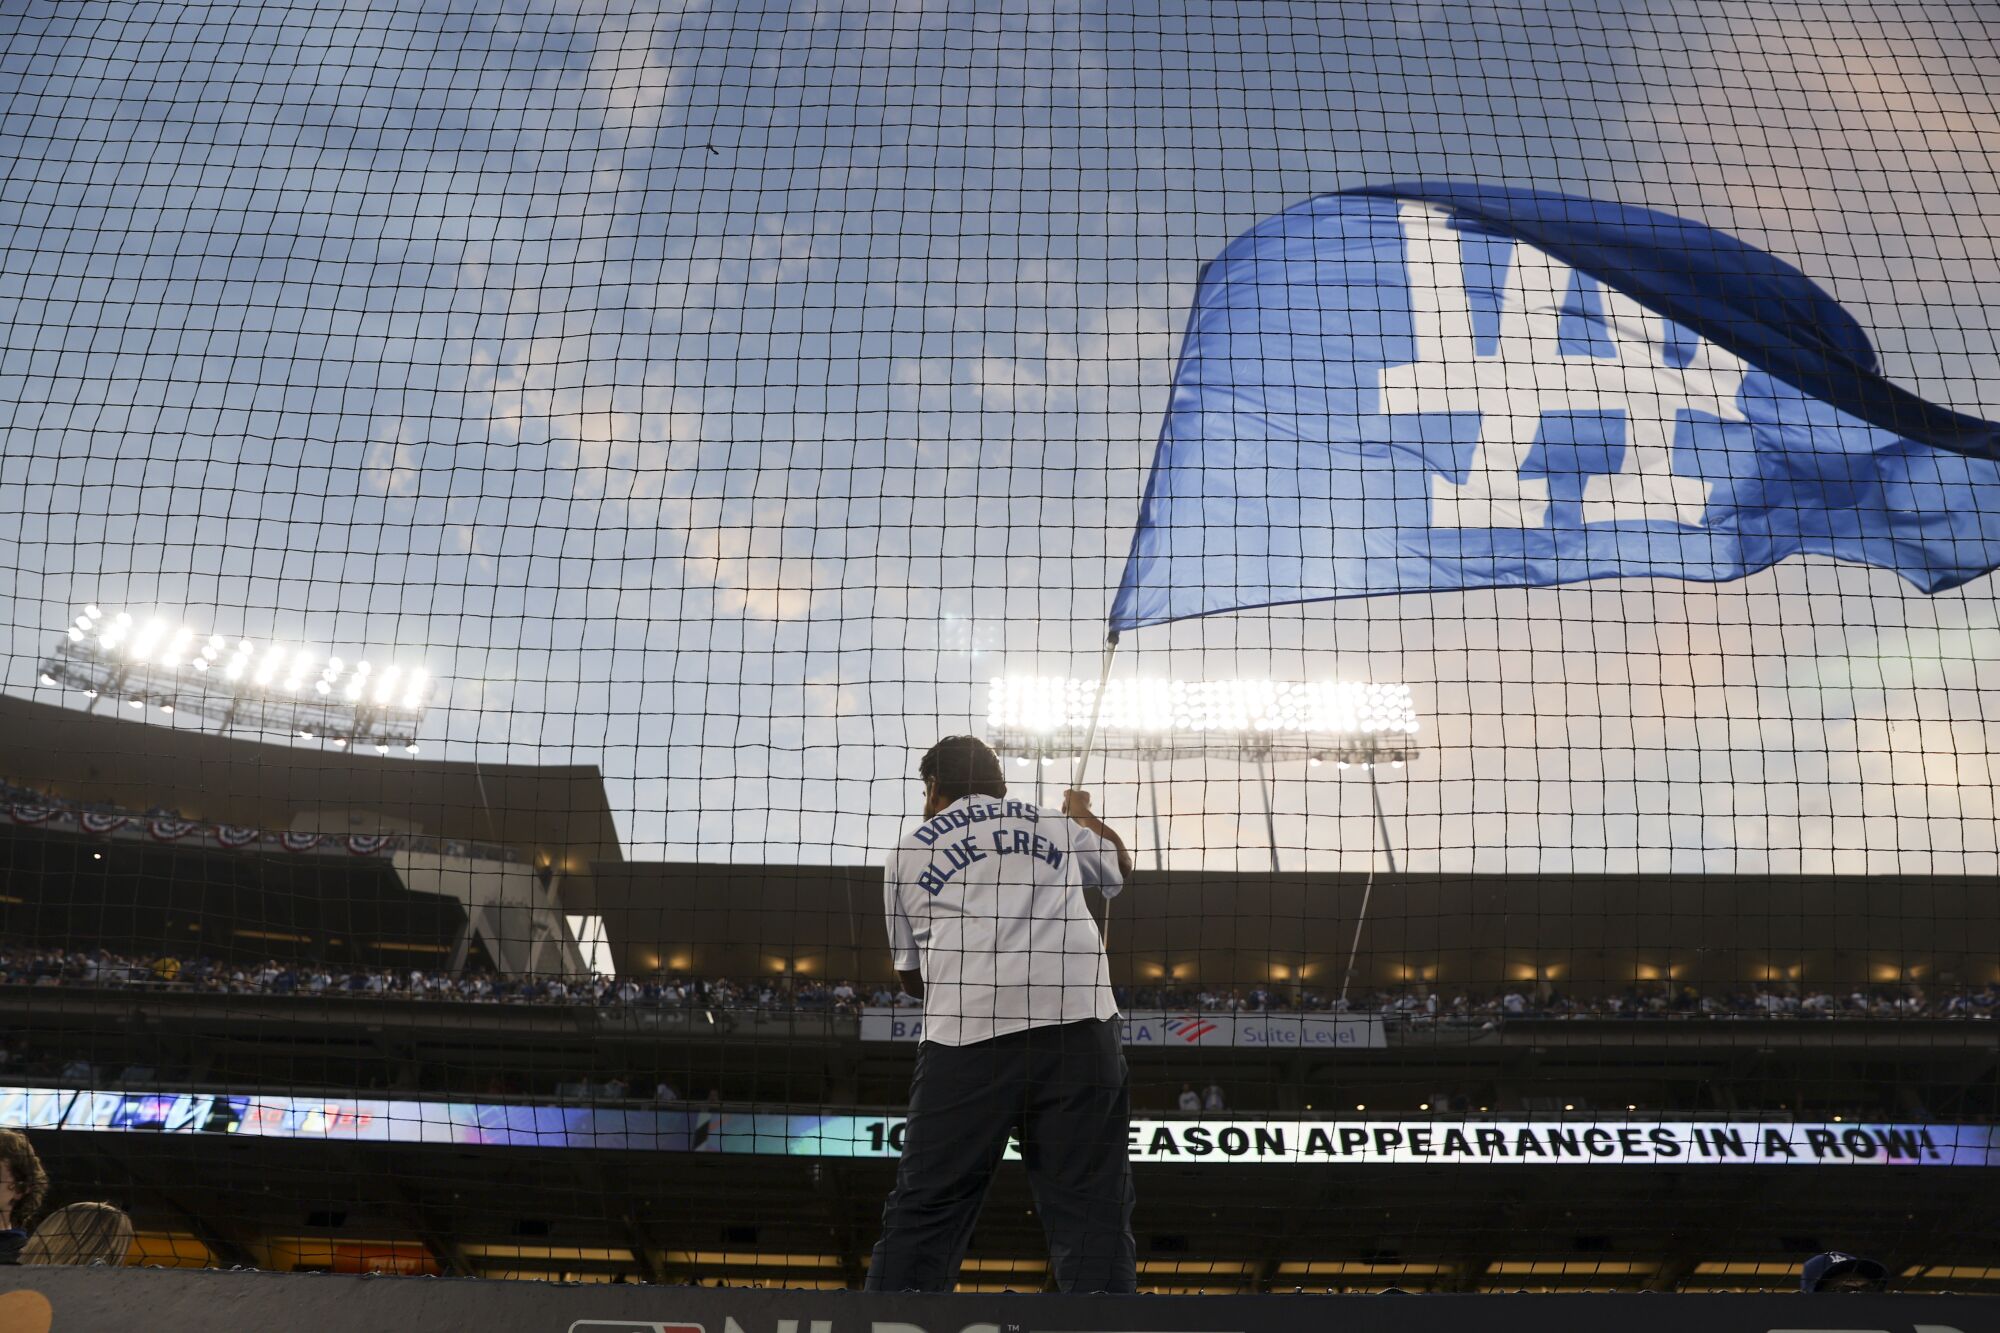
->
xmin=392 ymin=851 xmax=585 ymax=976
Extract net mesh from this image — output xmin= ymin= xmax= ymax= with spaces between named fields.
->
xmin=2 ymin=0 xmax=1999 ymax=1295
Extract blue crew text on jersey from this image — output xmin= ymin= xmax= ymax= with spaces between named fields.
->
xmin=913 ymin=827 xmax=1066 ymax=895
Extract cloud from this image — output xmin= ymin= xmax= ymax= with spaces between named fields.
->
xmin=1610 ymin=8 xmax=2000 ymax=416
xmin=8 ymin=0 xmax=2000 ymax=871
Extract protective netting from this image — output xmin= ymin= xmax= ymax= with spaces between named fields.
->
xmin=3 ymin=0 xmax=2000 ymax=1296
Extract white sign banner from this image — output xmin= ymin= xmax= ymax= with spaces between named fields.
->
xmin=859 ymin=1008 xmax=1386 ymax=1049
xmin=859 ymin=1008 xmax=926 ymax=1042
xmin=1119 ymin=1118 xmax=1959 ymax=1165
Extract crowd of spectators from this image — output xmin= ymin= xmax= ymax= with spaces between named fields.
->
xmin=1117 ymin=982 xmax=2000 ymax=1021
xmin=4 ymin=943 xmax=1998 ymax=1022
xmin=1 ymin=777 xmax=192 ymax=825
xmin=1 ymin=777 xmax=521 ymax=863
xmin=0 ymin=946 xmax=873 ymax=1015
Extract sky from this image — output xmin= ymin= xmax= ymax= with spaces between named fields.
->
xmin=1 ymin=0 xmax=1998 ymax=873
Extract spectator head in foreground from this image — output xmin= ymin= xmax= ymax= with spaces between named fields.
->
xmin=1801 ymin=1250 xmax=1889 ymax=1293
xmin=0 ymin=1129 xmax=49 ymax=1261
xmin=19 ymin=1202 xmax=135 ymax=1267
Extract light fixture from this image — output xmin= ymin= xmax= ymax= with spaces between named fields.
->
xmin=47 ymin=606 xmax=437 ymax=750
xmin=989 ymin=676 xmax=1418 ymax=742
xmin=159 ymin=626 xmax=194 ymax=669
xmin=129 ymin=617 xmax=168 ymax=663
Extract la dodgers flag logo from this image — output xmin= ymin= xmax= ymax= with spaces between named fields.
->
xmin=1110 ymin=183 xmax=2000 ymax=631
xmin=1384 ymin=202 xmax=1743 ymax=532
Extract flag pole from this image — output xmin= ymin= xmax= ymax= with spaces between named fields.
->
xmin=1338 ymin=762 xmax=1402 ymax=1009
xmin=1071 ymin=630 xmax=1122 ymax=954
xmin=1070 ymin=630 xmax=1121 ymax=793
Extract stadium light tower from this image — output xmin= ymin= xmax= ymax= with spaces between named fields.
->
xmin=987 ymin=676 xmax=1419 ymax=871
xmin=38 ymin=605 xmax=433 ymax=752
xmin=988 ymin=677 xmax=1418 ymax=764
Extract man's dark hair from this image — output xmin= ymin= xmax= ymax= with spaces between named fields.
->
xmin=920 ymin=735 xmax=1007 ymax=805
xmin=0 ymin=1129 xmax=49 ymax=1227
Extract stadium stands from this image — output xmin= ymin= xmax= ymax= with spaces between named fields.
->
xmin=8 ymin=943 xmax=2000 ymax=1021
xmin=6 ymin=694 xmax=2000 ymax=1290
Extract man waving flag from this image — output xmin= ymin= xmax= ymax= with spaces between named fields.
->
xmin=1110 ymin=183 xmax=2000 ymax=631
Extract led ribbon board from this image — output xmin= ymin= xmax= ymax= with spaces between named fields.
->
xmin=4 ymin=1086 xmax=1989 ymax=1166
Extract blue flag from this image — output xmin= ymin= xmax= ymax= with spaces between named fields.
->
xmin=1109 ymin=184 xmax=2000 ymax=633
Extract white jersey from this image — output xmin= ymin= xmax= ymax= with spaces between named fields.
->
xmin=884 ymin=795 xmax=1124 ymax=1046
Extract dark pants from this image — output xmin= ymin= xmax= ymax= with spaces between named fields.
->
xmin=865 ymin=1017 xmax=1137 ymax=1294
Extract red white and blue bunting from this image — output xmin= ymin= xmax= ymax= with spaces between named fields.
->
xmin=4 ymin=801 xmax=429 ymax=863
